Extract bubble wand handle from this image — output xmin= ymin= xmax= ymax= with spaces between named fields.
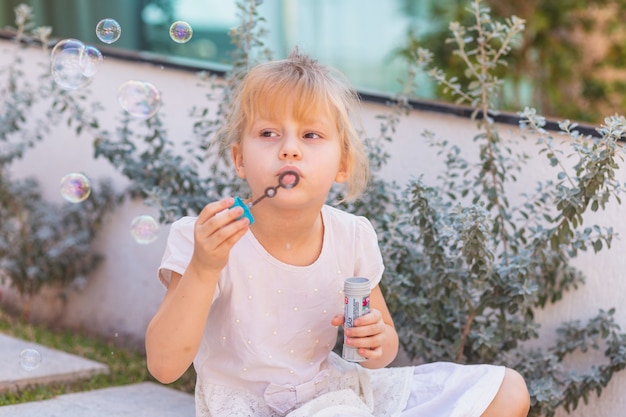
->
xmin=231 ymin=196 xmax=255 ymax=224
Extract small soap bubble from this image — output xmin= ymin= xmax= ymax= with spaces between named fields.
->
xmin=50 ymin=39 xmax=92 ymax=90
xmin=130 ymin=215 xmax=160 ymax=244
xmin=19 ymin=348 xmax=42 ymax=371
xmin=80 ymin=45 xmax=103 ymax=77
xmin=96 ymin=18 xmax=121 ymax=44
xmin=169 ymin=21 xmax=193 ymax=43
xmin=118 ymin=80 xmax=161 ymax=119
xmin=60 ymin=173 xmax=91 ymax=203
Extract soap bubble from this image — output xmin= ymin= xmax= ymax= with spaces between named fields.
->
xmin=169 ymin=21 xmax=193 ymax=43
xmin=118 ymin=80 xmax=161 ymax=119
xmin=60 ymin=173 xmax=91 ymax=203
xmin=50 ymin=39 xmax=93 ymax=90
xmin=80 ymin=45 xmax=103 ymax=77
xmin=130 ymin=215 xmax=160 ymax=244
xmin=96 ymin=18 xmax=121 ymax=44
xmin=19 ymin=348 xmax=42 ymax=371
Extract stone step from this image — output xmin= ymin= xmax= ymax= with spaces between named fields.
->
xmin=0 ymin=333 xmax=194 ymax=416
xmin=0 ymin=382 xmax=195 ymax=417
xmin=0 ymin=333 xmax=109 ymax=393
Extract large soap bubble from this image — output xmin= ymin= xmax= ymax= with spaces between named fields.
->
xmin=118 ymin=80 xmax=161 ymax=119
xmin=80 ymin=45 xmax=104 ymax=77
xmin=51 ymin=39 xmax=101 ymax=90
xmin=96 ymin=18 xmax=122 ymax=44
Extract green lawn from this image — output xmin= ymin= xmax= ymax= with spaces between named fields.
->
xmin=0 ymin=308 xmax=196 ymax=405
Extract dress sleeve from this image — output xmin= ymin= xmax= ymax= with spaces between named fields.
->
xmin=157 ymin=216 xmax=196 ymax=288
xmin=353 ymin=215 xmax=385 ymax=289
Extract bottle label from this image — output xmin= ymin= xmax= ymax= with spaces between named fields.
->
xmin=342 ymin=289 xmax=370 ymax=362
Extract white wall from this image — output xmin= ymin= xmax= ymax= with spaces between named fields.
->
xmin=2 ymin=39 xmax=626 ymax=416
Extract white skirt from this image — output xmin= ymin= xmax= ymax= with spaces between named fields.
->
xmin=195 ymin=352 xmax=505 ymax=417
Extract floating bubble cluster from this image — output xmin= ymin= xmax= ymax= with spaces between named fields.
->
xmin=169 ymin=21 xmax=193 ymax=43
xmin=60 ymin=173 xmax=91 ymax=203
xmin=118 ymin=80 xmax=162 ymax=119
xmin=50 ymin=39 xmax=102 ymax=90
xmin=96 ymin=18 xmax=122 ymax=44
xmin=130 ymin=215 xmax=160 ymax=244
xmin=19 ymin=348 xmax=42 ymax=371
xmin=49 ymin=17 xmax=201 ymax=243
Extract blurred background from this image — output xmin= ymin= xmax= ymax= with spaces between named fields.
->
xmin=2 ymin=0 xmax=626 ymax=123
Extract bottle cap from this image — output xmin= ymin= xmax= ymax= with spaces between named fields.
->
xmin=344 ymin=277 xmax=370 ymax=296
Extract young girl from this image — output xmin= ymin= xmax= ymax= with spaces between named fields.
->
xmin=145 ymin=49 xmax=530 ymax=417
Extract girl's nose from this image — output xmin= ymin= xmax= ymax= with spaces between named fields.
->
xmin=279 ymin=135 xmax=302 ymax=160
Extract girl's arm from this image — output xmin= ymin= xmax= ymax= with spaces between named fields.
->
xmin=145 ymin=198 xmax=249 ymax=383
xmin=333 ymin=284 xmax=399 ymax=369
xmin=145 ymin=270 xmax=217 ymax=383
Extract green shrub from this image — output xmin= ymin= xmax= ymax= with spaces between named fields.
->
xmin=350 ymin=2 xmax=626 ymax=416
xmin=0 ymin=4 xmax=121 ymax=320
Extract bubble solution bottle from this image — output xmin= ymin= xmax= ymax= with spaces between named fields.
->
xmin=342 ymin=277 xmax=371 ymax=362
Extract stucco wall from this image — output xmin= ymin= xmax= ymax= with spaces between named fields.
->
xmin=2 ymin=39 xmax=625 ymax=416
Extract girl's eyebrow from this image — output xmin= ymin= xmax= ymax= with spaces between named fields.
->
xmin=304 ymin=119 xmax=336 ymax=131
xmin=249 ymin=118 xmax=278 ymax=128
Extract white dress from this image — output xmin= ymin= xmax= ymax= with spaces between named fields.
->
xmin=158 ymin=205 xmax=505 ymax=417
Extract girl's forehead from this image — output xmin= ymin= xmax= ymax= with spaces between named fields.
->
xmin=251 ymin=90 xmax=336 ymax=124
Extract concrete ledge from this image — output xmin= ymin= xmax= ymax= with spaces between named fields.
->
xmin=0 ymin=333 xmax=109 ymax=393
xmin=0 ymin=382 xmax=195 ymax=417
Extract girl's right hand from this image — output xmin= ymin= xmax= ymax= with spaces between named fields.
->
xmin=188 ymin=197 xmax=249 ymax=276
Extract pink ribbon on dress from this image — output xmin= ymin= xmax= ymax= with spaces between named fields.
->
xmin=263 ymin=369 xmax=330 ymax=415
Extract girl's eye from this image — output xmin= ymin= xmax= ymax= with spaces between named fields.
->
xmin=304 ymin=132 xmax=321 ymax=139
xmin=260 ymin=130 xmax=278 ymax=138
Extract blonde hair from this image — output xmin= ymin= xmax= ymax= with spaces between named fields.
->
xmin=217 ymin=48 xmax=369 ymax=201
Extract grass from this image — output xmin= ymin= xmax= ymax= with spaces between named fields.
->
xmin=0 ymin=308 xmax=196 ymax=406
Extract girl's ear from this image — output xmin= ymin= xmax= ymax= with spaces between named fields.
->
xmin=231 ymin=144 xmax=246 ymax=179
xmin=334 ymin=154 xmax=350 ymax=183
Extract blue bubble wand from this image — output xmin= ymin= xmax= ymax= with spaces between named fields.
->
xmin=231 ymin=170 xmax=300 ymax=225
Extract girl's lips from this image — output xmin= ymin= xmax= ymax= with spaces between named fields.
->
xmin=277 ymin=166 xmax=303 ymax=178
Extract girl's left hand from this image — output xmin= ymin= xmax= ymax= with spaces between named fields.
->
xmin=331 ymin=310 xmax=387 ymax=361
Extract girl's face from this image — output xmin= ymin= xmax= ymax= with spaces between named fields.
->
xmin=231 ymin=98 xmax=348 ymax=210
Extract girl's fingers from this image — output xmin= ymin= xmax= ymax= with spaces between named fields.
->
xmin=345 ymin=331 xmax=385 ymax=352
xmin=344 ymin=310 xmax=385 ymax=339
xmin=196 ymin=202 xmax=245 ymax=240
xmin=196 ymin=197 xmax=236 ymax=225
xmin=211 ymin=216 xmax=249 ymax=250
xmin=189 ymin=206 xmax=249 ymax=273
xmin=354 ymin=309 xmax=382 ymax=327
xmin=359 ymin=346 xmax=382 ymax=360
xmin=331 ymin=314 xmax=344 ymax=327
